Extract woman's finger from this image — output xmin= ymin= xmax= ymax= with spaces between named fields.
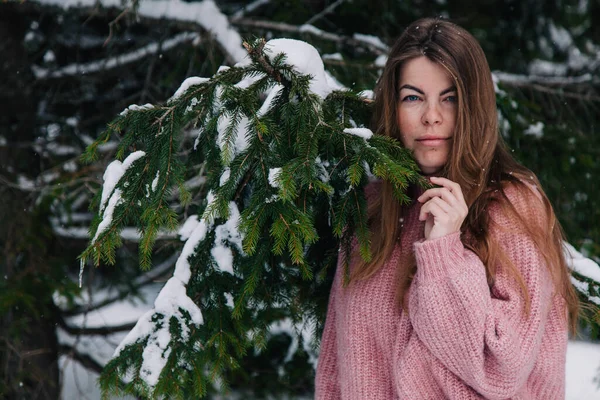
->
xmin=419 ymin=198 xmax=449 ymax=221
xmin=418 ymin=187 xmax=459 ymax=206
xmin=429 ymin=176 xmax=466 ymax=204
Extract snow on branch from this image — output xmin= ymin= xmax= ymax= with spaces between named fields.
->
xmin=492 ymin=71 xmax=600 ymax=101
xmin=565 ymin=243 xmax=600 ymax=305
xmin=231 ymin=0 xmax=270 ymax=18
xmin=52 ymin=225 xmax=178 ymax=241
xmin=232 ymin=18 xmax=388 ymax=56
xmin=32 ymin=31 xmax=199 ymax=79
xmin=493 ymin=71 xmax=598 ymax=86
xmin=33 ymin=0 xmax=247 ymax=63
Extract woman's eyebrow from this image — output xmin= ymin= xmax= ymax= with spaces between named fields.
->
xmin=439 ymin=86 xmax=457 ymax=95
xmin=399 ymin=84 xmax=424 ymax=94
xmin=399 ymin=85 xmax=457 ymax=96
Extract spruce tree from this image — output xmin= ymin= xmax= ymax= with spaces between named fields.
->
xmin=80 ymin=38 xmax=423 ymax=398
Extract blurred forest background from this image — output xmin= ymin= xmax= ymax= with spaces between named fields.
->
xmin=1 ymin=0 xmax=599 ymax=399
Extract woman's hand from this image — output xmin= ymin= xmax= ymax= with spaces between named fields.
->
xmin=417 ymin=177 xmax=468 ymax=241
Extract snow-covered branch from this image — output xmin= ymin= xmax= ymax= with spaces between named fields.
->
xmin=493 ymin=71 xmax=600 ymax=101
xmin=231 ymin=0 xmax=270 ymax=18
xmin=52 ymin=225 xmax=178 ymax=241
xmin=493 ymin=71 xmax=599 ymax=86
xmin=33 ymin=31 xmax=199 ymax=79
xmin=231 ymin=18 xmax=388 ymax=55
xmin=29 ymin=0 xmax=247 ymax=63
xmin=565 ymin=243 xmax=600 ymax=305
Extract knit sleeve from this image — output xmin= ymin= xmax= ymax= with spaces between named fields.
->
xmin=314 ymin=249 xmax=342 ymax=400
xmin=407 ymin=183 xmax=563 ymax=400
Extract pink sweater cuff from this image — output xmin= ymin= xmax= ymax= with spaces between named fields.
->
xmin=413 ymin=231 xmax=465 ymax=281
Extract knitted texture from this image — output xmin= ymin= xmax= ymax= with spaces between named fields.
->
xmin=315 ymin=181 xmax=568 ymax=400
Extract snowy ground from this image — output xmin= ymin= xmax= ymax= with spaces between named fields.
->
xmin=565 ymin=340 xmax=600 ymax=399
xmin=59 ymin=285 xmax=600 ymax=399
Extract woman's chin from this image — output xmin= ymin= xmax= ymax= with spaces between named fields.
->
xmin=418 ymin=165 xmax=445 ymax=176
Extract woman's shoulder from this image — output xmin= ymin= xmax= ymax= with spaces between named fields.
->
xmin=489 ymin=178 xmax=547 ymax=229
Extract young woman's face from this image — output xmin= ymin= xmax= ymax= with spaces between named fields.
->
xmin=397 ymin=56 xmax=457 ymax=175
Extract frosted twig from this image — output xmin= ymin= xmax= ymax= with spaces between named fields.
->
xmin=232 ymin=0 xmax=270 ymax=18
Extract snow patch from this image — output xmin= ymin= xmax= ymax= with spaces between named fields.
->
xmin=564 ymin=242 xmax=600 ymax=283
xmin=257 ymin=83 xmax=284 ymax=117
xmin=322 ymin=53 xmax=343 ymax=61
xmin=528 ymin=59 xmax=568 ymax=76
xmin=151 ymin=171 xmax=160 ymax=192
xmin=99 ymin=151 xmax=145 ymax=212
xmin=374 ymin=54 xmax=388 ymax=67
xmin=524 ymin=122 xmax=544 ymax=138
xmin=211 ymin=202 xmax=244 ymax=275
xmin=220 ymin=168 xmax=231 ymax=187
xmin=343 ymin=127 xmax=373 ymax=140
xmin=263 ymin=38 xmax=339 ymax=99
xmin=120 ymin=103 xmax=154 ymax=117
xmin=268 ymin=168 xmax=281 ymax=188
xmin=178 ymin=215 xmax=200 ymax=241
xmin=169 ymin=76 xmax=209 ymax=103
xmin=353 ymin=33 xmax=388 ymax=51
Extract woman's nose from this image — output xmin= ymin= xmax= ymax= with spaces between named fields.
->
xmin=422 ymin=102 xmax=442 ymax=125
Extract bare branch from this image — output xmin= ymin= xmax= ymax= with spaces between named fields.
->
xmin=104 ymin=6 xmax=131 ymax=47
xmin=57 ymin=317 xmax=136 ymax=336
xmin=58 ymin=345 xmax=104 ymax=375
xmin=305 ymin=0 xmax=346 ymax=26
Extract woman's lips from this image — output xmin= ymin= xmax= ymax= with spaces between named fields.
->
xmin=416 ymin=137 xmax=451 ymax=146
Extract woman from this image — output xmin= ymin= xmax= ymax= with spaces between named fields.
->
xmin=315 ymin=17 xmax=579 ymax=399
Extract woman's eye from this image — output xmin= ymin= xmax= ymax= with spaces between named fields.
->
xmin=403 ymin=95 xmax=420 ymax=102
xmin=444 ymin=95 xmax=458 ymax=103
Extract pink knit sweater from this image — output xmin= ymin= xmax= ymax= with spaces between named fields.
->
xmin=315 ymin=181 xmax=568 ymax=399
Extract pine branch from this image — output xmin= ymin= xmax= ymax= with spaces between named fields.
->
xmin=243 ymin=39 xmax=282 ymax=84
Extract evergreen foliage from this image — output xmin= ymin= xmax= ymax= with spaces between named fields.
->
xmin=81 ymin=38 xmax=423 ymax=398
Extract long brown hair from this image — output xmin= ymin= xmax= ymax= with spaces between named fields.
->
xmin=349 ymin=17 xmax=579 ymax=333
